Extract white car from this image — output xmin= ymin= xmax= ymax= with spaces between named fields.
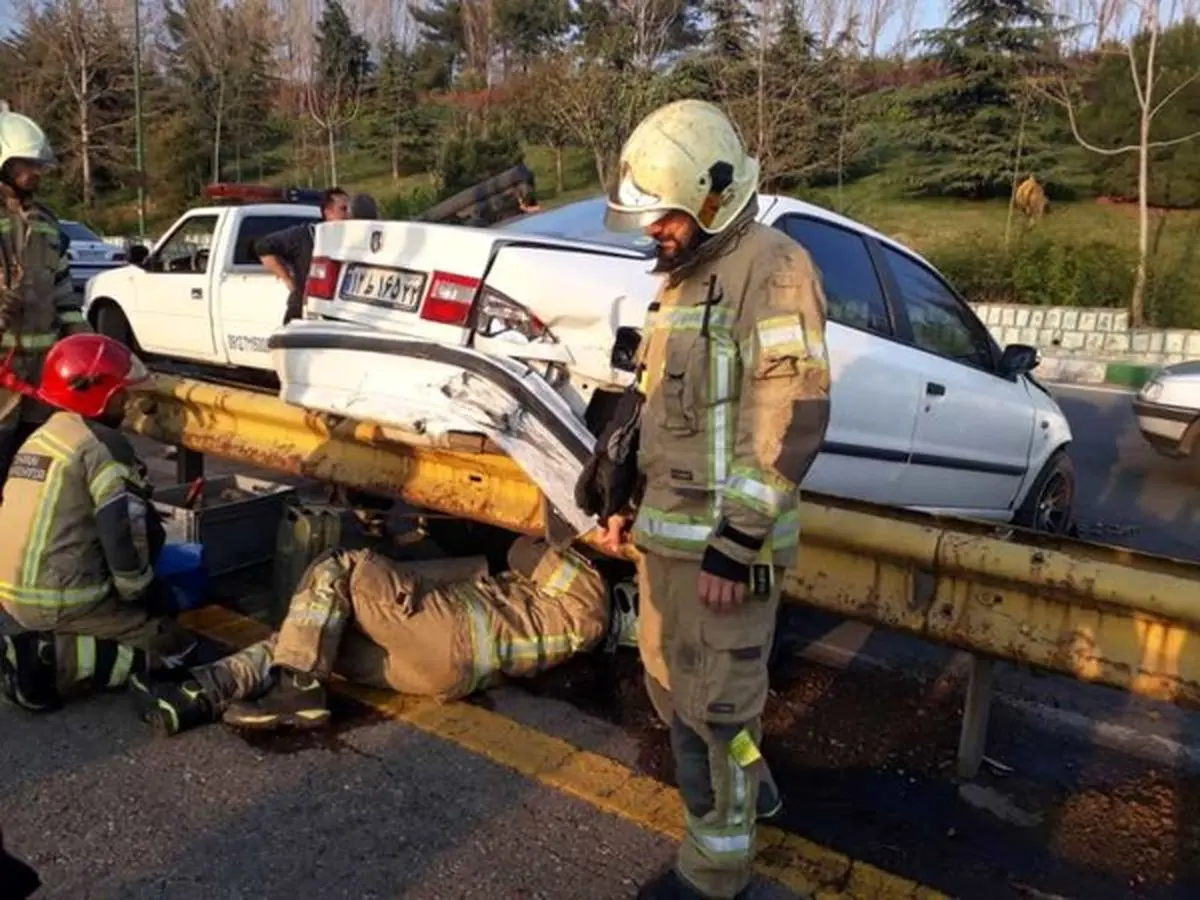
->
xmin=1134 ymin=362 xmax=1200 ymax=458
xmin=61 ymin=219 xmax=127 ymax=292
xmin=270 ymin=194 xmax=1077 ymax=539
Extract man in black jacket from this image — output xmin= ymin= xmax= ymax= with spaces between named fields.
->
xmin=254 ymin=187 xmax=350 ymax=323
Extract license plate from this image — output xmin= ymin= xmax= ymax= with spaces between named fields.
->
xmin=339 ymin=264 xmax=425 ymax=310
xmin=77 ymin=250 xmax=104 ymax=262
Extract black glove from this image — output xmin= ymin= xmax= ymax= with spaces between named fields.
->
xmin=575 ymin=387 xmax=643 ymax=519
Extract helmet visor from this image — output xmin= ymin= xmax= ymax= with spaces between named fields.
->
xmin=604 ymin=168 xmax=675 ymax=233
xmin=124 ymin=353 xmax=150 ymax=385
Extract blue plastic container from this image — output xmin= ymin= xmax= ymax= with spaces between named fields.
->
xmin=155 ymin=542 xmax=208 ymax=612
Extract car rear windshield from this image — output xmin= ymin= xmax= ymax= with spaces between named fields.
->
xmin=61 ymin=221 xmax=104 ymax=242
xmin=501 ymin=196 xmax=657 ymax=257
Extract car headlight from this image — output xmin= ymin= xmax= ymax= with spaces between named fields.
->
xmin=1139 ymin=379 xmax=1164 ymax=402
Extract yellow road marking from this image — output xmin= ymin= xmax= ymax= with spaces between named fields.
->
xmin=180 ymin=605 xmax=951 ymax=900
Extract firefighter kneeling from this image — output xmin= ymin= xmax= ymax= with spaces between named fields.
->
xmin=578 ymin=99 xmax=832 ymax=900
xmin=0 ymin=334 xmax=195 ymax=712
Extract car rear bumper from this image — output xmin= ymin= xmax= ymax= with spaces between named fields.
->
xmin=1132 ymin=397 xmax=1197 ymax=456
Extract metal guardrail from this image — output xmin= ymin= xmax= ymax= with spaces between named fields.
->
xmin=124 ymin=373 xmax=1200 ymax=777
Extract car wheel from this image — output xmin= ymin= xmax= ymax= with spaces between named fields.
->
xmin=1014 ymin=450 xmax=1076 ymax=535
xmin=95 ymin=303 xmax=135 ymax=349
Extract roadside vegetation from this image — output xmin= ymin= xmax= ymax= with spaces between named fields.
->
xmin=2 ymin=0 xmax=1198 ymax=324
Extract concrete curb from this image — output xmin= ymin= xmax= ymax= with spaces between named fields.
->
xmin=1036 ymin=354 xmax=1160 ymax=389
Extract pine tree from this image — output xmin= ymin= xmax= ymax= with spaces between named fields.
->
xmin=900 ymin=0 xmax=1060 ymax=198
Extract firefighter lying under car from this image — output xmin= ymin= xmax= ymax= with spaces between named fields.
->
xmin=130 ymin=535 xmax=641 ymax=736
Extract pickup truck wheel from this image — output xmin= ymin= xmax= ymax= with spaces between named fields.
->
xmin=95 ymin=304 xmax=135 ymax=349
xmin=1013 ymin=449 xmax=1076 ymax=535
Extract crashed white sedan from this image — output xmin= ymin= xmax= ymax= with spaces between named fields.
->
xmin=1134 ymin=362 xmax=1200 ymax=459
xmin=270 ymin=194 xmax=1076 ymax=538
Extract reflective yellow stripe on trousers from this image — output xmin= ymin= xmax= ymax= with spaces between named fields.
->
xmin=0 ymin=331 xmax=58 ymax=351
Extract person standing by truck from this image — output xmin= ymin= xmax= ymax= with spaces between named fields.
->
xmin=0 ymin=108 xmax=93 ymax=492
xmin=254 ymin=187 xmax=350 ymax=324
xmin=576 ymin=99 xmax=832 ymax=900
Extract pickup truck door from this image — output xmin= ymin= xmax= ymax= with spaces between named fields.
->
xmin=216 ymin=210 xmax=320 ymax=368
xmin=130 ymin=212 xmax=220 ymax=359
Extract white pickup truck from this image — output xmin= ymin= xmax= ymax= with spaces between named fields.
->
xmin=82 ymin=200 xmax=321 ymax=370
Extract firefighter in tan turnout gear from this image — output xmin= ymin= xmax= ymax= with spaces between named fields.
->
xmin=0 ymin=109 xmax=92 ymax=491
xmin=130 ymin=535 xmax=639 ymax=736
xmin=578 ymin=99 xmax=832 ymax=900
xmin=0 ymin=334 xmax=196 ymax=713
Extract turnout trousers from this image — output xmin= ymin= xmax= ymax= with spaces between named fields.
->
xmin=637 ymin=551 xmax=782 ymax=899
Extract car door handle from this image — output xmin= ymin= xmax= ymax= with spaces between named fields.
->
xmin=926 ymin=382 xmax=946 ymax=396
xmin=191 ymin=288 xmax=203 ymax=300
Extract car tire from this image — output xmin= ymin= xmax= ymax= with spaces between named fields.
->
xmin=95 ymin=303 xmax=135 ymax=350
xmin=1013 ymin=449 xmax=1076 ymax=535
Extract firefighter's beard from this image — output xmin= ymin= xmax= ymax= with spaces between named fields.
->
xmin=654 ymin=230 xmax=704 ymax=270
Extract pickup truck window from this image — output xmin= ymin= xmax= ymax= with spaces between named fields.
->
xmin=158 ymin=214 xmax=219 ymax=274
xmin=233 ymin=214 xmax=320 ymax=267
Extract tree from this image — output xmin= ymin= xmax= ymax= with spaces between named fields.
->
xmin=10 ymin=0 xmax=135 ymax=208
xmin=1037 ymin=14 xmax=1200 ymax=325
xmin=307 ymin=0 xmax=370 ymax=184
xmin=365 ymin=38 xmax=439 ymax=180
xmin=161 ymin=0 xmax=238 ymax=184
xmin=899 ymin=0 xmax=1061 ymax=198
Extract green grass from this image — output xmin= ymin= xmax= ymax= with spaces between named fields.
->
xmin=804 ymin=176 xmax=1200 ymax=292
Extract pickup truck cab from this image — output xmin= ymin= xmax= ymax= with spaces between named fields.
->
xmin=82 ymin=195 xmax=321 ymax=370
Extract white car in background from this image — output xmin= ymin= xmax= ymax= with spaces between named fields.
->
xmin=61 ymin=219 xmax=127 ymax=292
xmin=270 ymin=193 xmax=1078 ymax=539
xmin=1134 ymin=362 xmax=1200 ymax=458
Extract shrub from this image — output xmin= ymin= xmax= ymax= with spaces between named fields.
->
xmin=927 ymin=231 xmax=1200 ymax=327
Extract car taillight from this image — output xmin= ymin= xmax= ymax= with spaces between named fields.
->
xmin=475 ymin=290 xmax=551 ymax=343
xmin=306 ymin=256 xmax=342 ymax=301
xmin=420 ymin=271 xmax=480 ymax=326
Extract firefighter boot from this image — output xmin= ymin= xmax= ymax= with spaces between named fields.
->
xmin=0 ymin=632 xmax=62 ymax=712
xmin=129 ymin=672 xmax=216 ymax=737
xmin=636 ymin=868 xmax=751 ymax=900
xmin=222 ymin=667 xmax=331 ymax=731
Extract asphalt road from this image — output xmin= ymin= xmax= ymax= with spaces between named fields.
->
xmin=3 ymin=380 xmax=1200 ymax=900
xmin=1050 ymin=383 xmax=1200 ymax=561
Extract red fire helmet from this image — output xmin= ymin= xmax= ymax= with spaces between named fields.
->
xmin=33 ymin=334 xmax=150 ymax=417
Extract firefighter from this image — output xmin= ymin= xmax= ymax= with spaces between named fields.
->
xmin=580 ymin=99 xmax=832 ymax=900
xmin=0 ymin=334 xmax=195 ymax=714
xmin=0 ymin=109 xmax=92 ymax=492
xmin=130 ymin=536 xmax=640 ymax=735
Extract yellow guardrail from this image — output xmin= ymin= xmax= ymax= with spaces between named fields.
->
xmin=126 ymin=373 xmax=1200 ymax=776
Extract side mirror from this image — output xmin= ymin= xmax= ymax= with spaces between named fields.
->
xmin=611 ymin=326 xmax=642 ymax=373
xmin=128 ymin=245 xmax=149 ymax=267
xmin=999 ymin=343 xmax=1040 ymax=377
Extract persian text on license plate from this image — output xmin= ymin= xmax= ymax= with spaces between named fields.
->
xmin=340 ymin=264 xmax=426 ymax=310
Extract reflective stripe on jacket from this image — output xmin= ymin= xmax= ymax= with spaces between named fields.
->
xmin=632 ymin=221 xmax=832 ymax=568
xmin=0 ymin=412 xmax=158 ymax=623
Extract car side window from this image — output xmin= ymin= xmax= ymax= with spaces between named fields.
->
xmin=777 ymin=216 xmax=891 ymax=335
xmin=232 ymin=215 xmax=320 ymax=267
xmin=156 ymin=215 xmax=219 ymax=275
xmin=881 ymin=245 xmax=994 ymax=370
